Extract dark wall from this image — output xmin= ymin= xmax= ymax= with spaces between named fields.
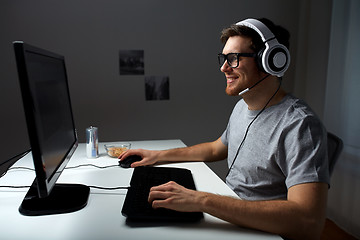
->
xmin=0 ymin=0 xmax=302 ymax=177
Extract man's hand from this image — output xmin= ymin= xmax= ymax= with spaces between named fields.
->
xmin=119 ymin=137 xmax=228 ymax=168
xmin=148 ymin=181 xmax=207 ymax=212
xmin=148 ymin=181 xmax=328 ymax=240
xmin=118 ymin=149 xmax=159 ymax=167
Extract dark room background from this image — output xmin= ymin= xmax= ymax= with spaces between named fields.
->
xmin=1 ymin=0 xmax=359 ymax=237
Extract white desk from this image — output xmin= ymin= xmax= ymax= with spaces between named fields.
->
xmin=0 ymin=140 xmax=281 ymax=240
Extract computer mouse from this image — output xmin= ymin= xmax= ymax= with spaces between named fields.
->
xmin=118 ymin=155 xmax=142 ymax=168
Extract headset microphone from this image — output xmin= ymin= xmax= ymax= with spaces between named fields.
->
xmin=238 ymin=74 xmax=270 ymax=96
xmin=238 ymin=88 xmax=250 ymax=96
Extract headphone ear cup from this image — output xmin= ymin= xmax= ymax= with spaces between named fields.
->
xmin=256 ymin=48 xmax=266 ymax=73
xmin=236 ymin=18 xmax=291 ymax=77
xmin=261 ymin=43 xmax=290 ymax=77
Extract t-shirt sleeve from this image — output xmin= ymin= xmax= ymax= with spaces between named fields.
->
xmin=221 ymin=122 xmax=230 ymax=146
xmin=278 ymin=116 xmax=330 ymax=189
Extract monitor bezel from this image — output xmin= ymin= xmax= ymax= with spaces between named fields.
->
xmin=13 ymin=41 xmax=78 ymax=198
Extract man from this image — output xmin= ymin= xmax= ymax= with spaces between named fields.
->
xmin=119 ymin=18 xmax=329 ymax=240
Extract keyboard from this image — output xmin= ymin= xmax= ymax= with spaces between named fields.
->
xmin=121 ymin=166 xmax=204 ymax=222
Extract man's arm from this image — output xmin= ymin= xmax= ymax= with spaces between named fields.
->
xmin=149 ymin=181 xmax=328 ymax=240
xmin=119 ymin=137 xmax=228 ymax=167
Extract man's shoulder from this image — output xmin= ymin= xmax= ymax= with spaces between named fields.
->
xmin=277 ymin=95 xmax=325 ymax=136
xmin=278 ymin=94 xmax=318 ymax=118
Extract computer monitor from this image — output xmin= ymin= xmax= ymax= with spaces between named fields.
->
xmin=13 ymin=41 xmax=89 ymax=216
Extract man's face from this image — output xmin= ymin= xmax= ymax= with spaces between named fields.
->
xmin=220 ymin=36 xmax=263 ymax=96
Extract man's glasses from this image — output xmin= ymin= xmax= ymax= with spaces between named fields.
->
xmin=218 ymin=53 xmax=256 ymax=68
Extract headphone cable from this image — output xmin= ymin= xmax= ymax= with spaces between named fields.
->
xmin=225 ymin=78 xmax=282 ymax=179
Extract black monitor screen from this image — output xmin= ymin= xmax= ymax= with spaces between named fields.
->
xmin=14 ymin=42 xmax=89 ymax=216
xmin=26 ymin=50 xmax=76 ymax=182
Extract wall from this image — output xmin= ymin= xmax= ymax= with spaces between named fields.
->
xmin=324 ymin=0 xmax=360 ymax=237
xmin=293 ymin=0 xmax=332 ymax=118
xmin=0 ymin=0 xmax=302 ymax=178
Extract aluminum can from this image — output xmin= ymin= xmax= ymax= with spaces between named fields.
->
xmin=86 ymin=126 xmax=99 ymax=158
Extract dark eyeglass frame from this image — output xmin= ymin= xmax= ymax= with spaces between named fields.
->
xmin=218 ymin=52 xmax=257 ymax=68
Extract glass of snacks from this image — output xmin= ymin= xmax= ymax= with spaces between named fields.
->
xmin=104 ymin=143 xmax=131 ymax=158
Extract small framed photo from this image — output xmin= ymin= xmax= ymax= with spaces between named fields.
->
xmin=119 ymin=50 xmax=144 ymax=75
xmin=145 ymin=76 xmax=170 ymax=101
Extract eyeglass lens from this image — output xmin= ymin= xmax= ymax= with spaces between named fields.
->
xmin=218 ymin=53 xmax=239 ymax=68
xmin=218 ymin=53 xmax=256 ymax=68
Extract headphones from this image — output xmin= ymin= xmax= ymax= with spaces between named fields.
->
xmin=236 ymin=18 xmax=290 ymax=77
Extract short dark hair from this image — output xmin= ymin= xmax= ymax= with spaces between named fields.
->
xmin=220 ymin=18 xmax=290 ymax=53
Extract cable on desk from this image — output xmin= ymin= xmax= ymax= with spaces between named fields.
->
xmin=1 ymin=164 xmax=120 ymax=178
xmin=88 ymin=185 xmax=130 ymax=190
xmin=0 ymin=185 xmax=129 ymax=190
xmin=65 ymin=164 xmax=119 ymax=169
xmin=0 ymin=164 xmax=129 ymax=190
xmin=0 ymin=167 xmax=35 ymax=179
xmin=5 ymin=166 xmax=34 ymax=171
xmin=0 ymin=185 xmax=31 ymax=189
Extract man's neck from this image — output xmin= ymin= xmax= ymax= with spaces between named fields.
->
xmin=242 ymin=77 xmax=287 ymax=110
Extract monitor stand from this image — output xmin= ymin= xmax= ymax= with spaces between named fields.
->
xmin=19 ymin=181 xmax=90 ymax=216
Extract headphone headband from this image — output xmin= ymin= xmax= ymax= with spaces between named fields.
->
xmin=236 ymin=18 xmax=275 ymax=43
xmin=235 ymin=18 xmax=290 ymax=77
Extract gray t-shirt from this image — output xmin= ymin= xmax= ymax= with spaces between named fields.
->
xmin=221 ymin=94 xmax=329 ymax=200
